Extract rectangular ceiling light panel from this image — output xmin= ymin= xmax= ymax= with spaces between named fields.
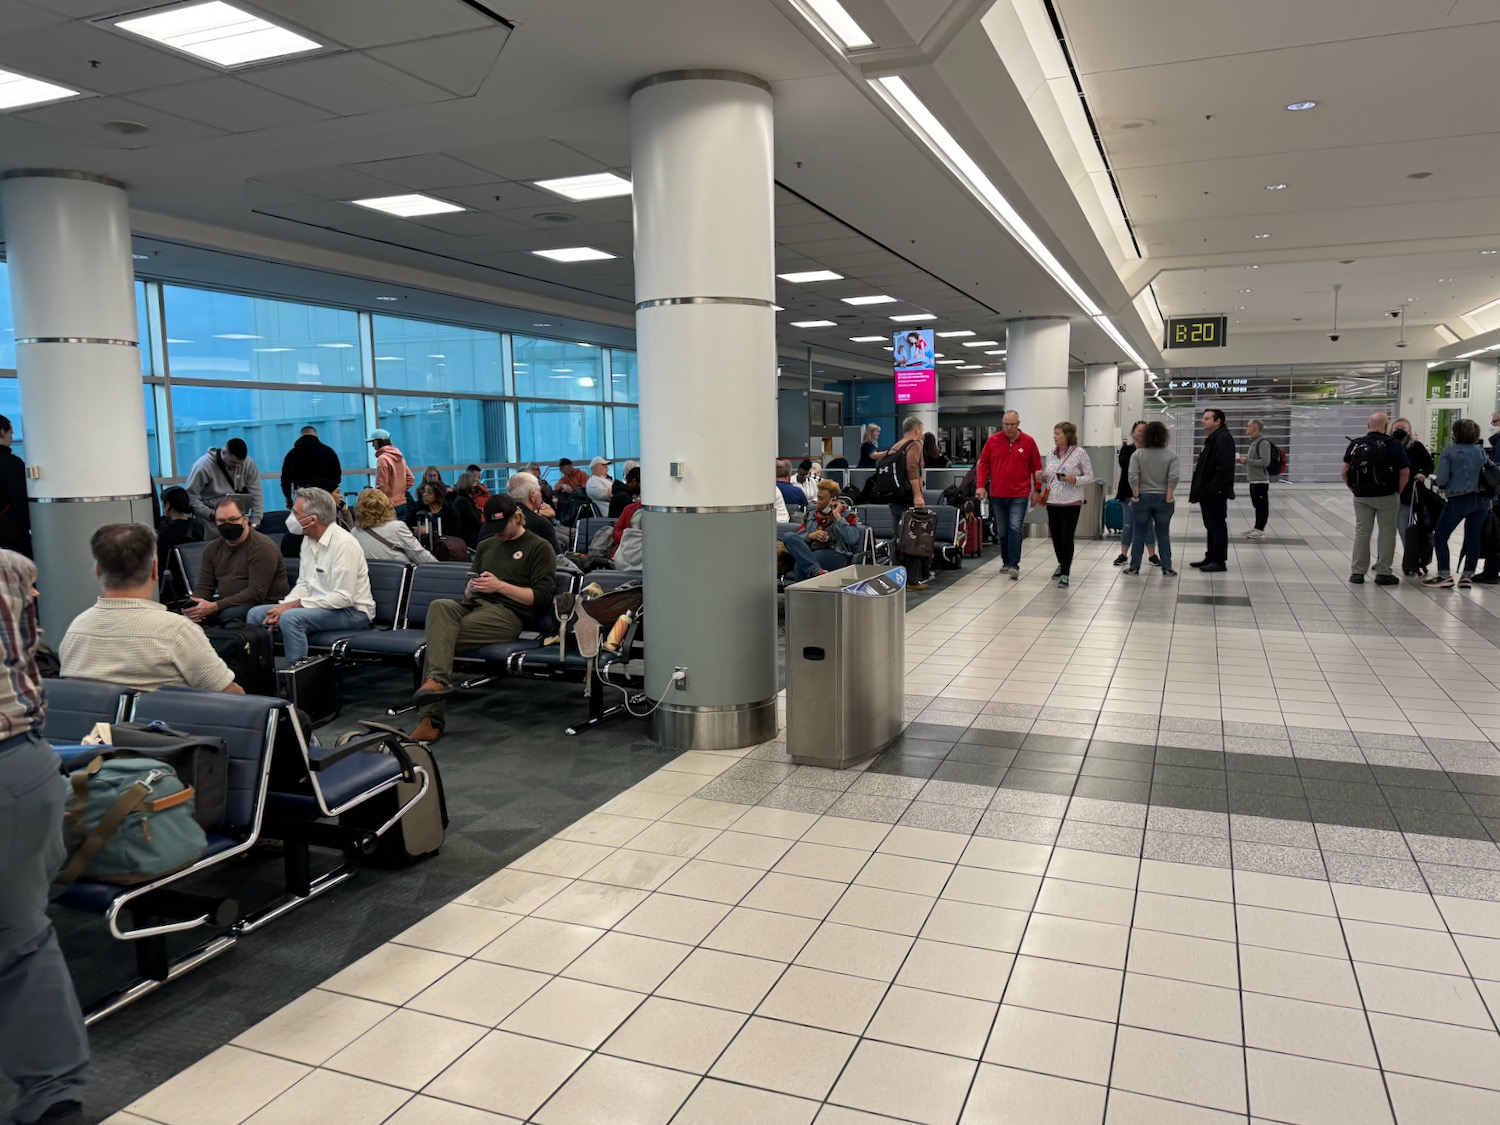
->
xmin=0 ymin=68 xmax=80 ymax=110
xmin=534 ymin=172 xmax=632 ymax=201
xmin=350 ymin=193 xmax=465 ymax=218
xmin=114 ymin=2 xmax=322 ymax=68
xmin=791 ymin=320 xmax=837 ymax=328
xmin=778 ymin=270 xmax=843 ymax=283
xmin=802 ymin=0 xmax=874 ymax=49
xmin=842 ymin=295 xmax=896 ymax=305
xmin=890 ymin=313 xmax=936 ymax=322
xmin=532 ymin=247 xmax=617 ymax=262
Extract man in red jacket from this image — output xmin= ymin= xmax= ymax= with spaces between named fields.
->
xmin=975 ymin=410 xmax=1042 ymax=579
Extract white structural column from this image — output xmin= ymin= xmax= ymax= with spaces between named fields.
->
xmin=1083 ymin=363 xmax=1118 ymax=446
xmin=0 ymin=171 xmax=152 ymax=639
xmin=1005 ymin=317 xmax=1071 ymax=436
xmin=1469 ymin=358 xmax=1499 ymax=421
xmin=631 ymin=71 xmax=778 ymax=750
xmin=1120 ymin=367 xmax=1146 ymax=430
xmin=907 ymin=391 xmax=939 ymax=441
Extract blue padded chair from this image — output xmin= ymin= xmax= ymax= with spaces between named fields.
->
xmin=923 ymin=488 xmax=946 ymax=507
xmin=43 ymin=677 xmax=134 ymax=745
xmin=56 ymin=691 xmax=287 ymax=1023
xmin=258 ymin=509 xmax=289 ymax=533
xmin=858 ymin=505 xmax=898 ymax=561
xmin=283 ymin=556 xmax=300 ymax=586
xmin=305 ymin=559 xmax=409 ymax=651
xmin=572 ymin=516 xmax=615 ymax=553
xmin=170 ymin=540 xmax=208 ymax=600
xmin=931 ymin=505 xmax=962 ymax=567
xmin=333 ymin=562 xmax=469 ymax=669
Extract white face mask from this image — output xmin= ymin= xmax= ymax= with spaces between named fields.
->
xmin=286 ymin=512 xmax=307 ymax=536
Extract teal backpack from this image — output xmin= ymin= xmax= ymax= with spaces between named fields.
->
xmin=57 ymin=756 xmax=208 ymax=886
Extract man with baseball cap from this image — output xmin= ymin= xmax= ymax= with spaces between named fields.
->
xmin=585 ymin=456 xmax=613 ymax=514
xmin=368 ymin=428 xmax=413 ymax=519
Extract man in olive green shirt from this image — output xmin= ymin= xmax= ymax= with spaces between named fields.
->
xmin=411 ymin=495 xmax=556 ymax=741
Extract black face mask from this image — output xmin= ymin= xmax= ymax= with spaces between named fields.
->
xmin=217 ymin=522 xmax=246 ymax=542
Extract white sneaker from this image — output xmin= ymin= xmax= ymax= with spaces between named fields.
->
xmin=1008 ymin=566 xmax=1020 ymax=580
xmin=1246 ymin=529 xmax=1265 ymax=539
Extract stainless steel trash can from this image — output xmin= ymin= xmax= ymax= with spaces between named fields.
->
xmin=1078 ymin=481 xmax=1106 ymax=539
xmin=785 ymin=564 xmax=906 ymax=768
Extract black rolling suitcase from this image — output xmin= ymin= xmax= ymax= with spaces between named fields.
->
xmin=205 ymin=623 xmax=276 ymax=696
xmin=1404 ymin=482 xmax=1440 ymax=575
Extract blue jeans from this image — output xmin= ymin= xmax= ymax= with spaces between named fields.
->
xmin=247 ymin=604 xmax=370 ymax=662
xmin=0 ymin=732 xmax=89 ymax=1124
xmin=1119 ymin=498 xmax=1155 ymax=554
xmin=1433 ymin=492 xmax=1488 ymax=575
xmin=991 ymin=496 xmax=1028 ymax=568
xmin=1130 ymin=494 xmax=1174 ymax=571
xmin=780 ymin=532 xmax=845 ymax=582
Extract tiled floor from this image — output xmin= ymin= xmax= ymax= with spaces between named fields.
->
xmin=109 ymin=486 xmax=1500 ymax=1124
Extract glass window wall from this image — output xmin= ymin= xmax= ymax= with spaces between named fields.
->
xmin=609 ymin=349 xmax=638 ymax=403
xmin=376 ymin=395 xmax=507 ymax=471
xmin=373 ymin=316 xmax=504 ymax=395
xmin=516 ymin=401 xmax=604 ymax=465
xmin=513 ymin=336 xmax=605 ymax=401
xmin=163 ymin=286 xmax=362 ymax=385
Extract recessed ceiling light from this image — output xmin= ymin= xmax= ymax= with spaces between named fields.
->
xmin=374 ymin=356 xmax=404 ymax=362
xmin=1285 ymin=100 xmax=1317 ymax=111
xmin=374 ymin=295 xmax=400 ymax=302
xmin=531 ymin=246 xmax=616 ymax=262
xmin=890 ymin=313 xmax=936 ymax=322
xmin=778 ymin=270 xmax=843 ymax=283
xmin=962 ymin=340 xmax=1000 ymax=348
xmin=937 ymin=359 xmax=963 ymax=365
xmin=936 ymin=330 xmax=975 ymax=338
xmin=956 ymin=364 xmax=981 ymax=370
xmin=804 ymin=0 xmax=874 ymax=49
xmin=1239 ymin=289 xmax=1253 ymax=293
xmin=841 ymin=295 xmax=896 ymax=306
xmin=166 ymin=338 xmax=193 ymax=344
xmin=791 ymin=320 xmax=837 ymax=328
xmin=985 ymin=350 xmax=1005 ymax=355
xmin=212 ymin=333 xmax=260 ymax=340
xmin=532 ymin=323 xmax=553 ymax=327
xmin=1235 ymin=306 xmax=1246 ymax=310
xmin=533 ymin=172 xmax=632 ymax=201
xmin=114 ymin=2 xmax=321 ymax=68
xmin=1265 ymin=183 xmax=1288 ymax=191
xmin=317 ymin=342 xmax=354 ymax=349
xmin=1254 ymin=234 xmax=1271 ymax=239
xmin=131 ymin=253 xmax=151 ymax=261
xmin=350 ymin=193 xmax=464 ymax=218
xmin=1482 ymin=250 xmax=1499 ymax=256
xmin=254 ymin=347 xmax=294 ymax=353
xmin=1245 ymin=265 xmax=1260 ymax=269
xmin=0 ymin=67 xmax=81 ymax=110
xmin=849 ymin=335 xmax=885 ymax=342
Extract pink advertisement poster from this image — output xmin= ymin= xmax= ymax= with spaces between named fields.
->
xmin=893 ymin=328 xmax=936 ymax=404
xmin=894 ymin=369 xmax=936 ymax=405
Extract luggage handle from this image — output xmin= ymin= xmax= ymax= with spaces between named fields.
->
xmin=56 ymin=779 xmax=152 ymax=886
xmin=314 ymin=731 xmax=392 ymax=771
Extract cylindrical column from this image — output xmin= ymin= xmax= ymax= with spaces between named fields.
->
xmin=1082 ymin=363 xmax=1118 ymax=446
xmin=632 ymin=71 xmax=778 ymax=750
xmin=1120 ymin=367 xmax=1146 ymax=432
xmin=0 ymin=171 xmax=152 ymax=640
xmin=907 ymin=387 xmax=938 ymax=443
xmin=1005 ymin=318 xmax=1071 ymax=437
xmin=1469 ymin=358 xmax=1498 ymax=421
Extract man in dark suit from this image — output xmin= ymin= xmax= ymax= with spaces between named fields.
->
xmin=1189 ymin=408 xmax=1236 ymax=573
xmin=0 ymin=415 xmax=31 ymax=558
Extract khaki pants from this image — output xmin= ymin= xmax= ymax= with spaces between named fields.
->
xmin=420 ymin=598 xmax=523 ymax=724
xmin=1352 ymin=493 xmax=1399 ymax=577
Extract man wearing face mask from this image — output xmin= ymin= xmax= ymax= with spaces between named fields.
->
xmin=1391 ymin=417 xmax=1435 ymax=568
xmin=184 ymin=437 xmax=263 ymax=539
xmin=183 ymin=498 xmax=290 ymax=625
xmin=247 ymin=488 xmax=374 ymax=662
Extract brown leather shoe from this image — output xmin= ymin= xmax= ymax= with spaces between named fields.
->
xmin=412 ymin=678 xmax=455 ymax=704
xmin=412 ymin=718 xmax=443 ymax=743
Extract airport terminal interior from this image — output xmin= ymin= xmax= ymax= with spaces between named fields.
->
xmin=2 ymin=1 xmax=1500 ymax=1123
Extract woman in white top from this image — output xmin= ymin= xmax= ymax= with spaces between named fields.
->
xmin=351 ymin=488 xmax=436 ymax=564
xmin=1039 ymin=421 xmax=1094 ymax=588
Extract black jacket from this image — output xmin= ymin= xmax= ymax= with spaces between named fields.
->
xmin=280 ymin=435 xmax=342 ymax=503
xmin=1399 ymin=439 xmax=1434 ymax=505
xmin=0 ymin=445 xmax=31 ymax=557
xmin=609 ymin=480 xmax=639 ymax=518
xmin=453 ymin=494 xmax=482 ymax=548
xmin=1115 ymin=442 xmax=1135 ymax=503
xmin=1190 ymin=426 xmax=1236 ymax=503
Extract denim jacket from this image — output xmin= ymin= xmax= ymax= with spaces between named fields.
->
xmin=1437 ymin=443 xmax=1487 ymax=497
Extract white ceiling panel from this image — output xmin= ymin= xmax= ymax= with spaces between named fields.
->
xmin=351 ymin=154 xmax=500 ymax=191
xmin=405 ymin=210 xmax=526 ymax=238
xmin=0 ymin=4 xmax=66 ymax=34
xmin=254 ymin=165 xmax=413 ymax=199
xmin=430 ymin=181 xmax=558 ymax=211
xmin=13 ymin=93 xmax=224 ymax=147
xmin=0 ymin=18 xmax=216 ymax=94
xmin=368 ymin=27 xmax=510 ymax=98
xmin=240 ymin=54 xmax=452 ymax=116
xmin=26 ymin=0 xmax=142 ymax=16
xmin=451 ymin=138 xmax=604 ymax=181
xmin=124 ymin=76 xmax=334 ymax=133
xmin=253 ymin=0 xmax=501 ymax=50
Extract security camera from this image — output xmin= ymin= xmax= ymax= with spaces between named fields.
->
xmin=1395 ymin=339 xmax=1408 ymax=348
xmin=1328 ymin=334 xmax=1341 ymax=343
xmin=1386 ymin=310 xmax=1403 ymax=318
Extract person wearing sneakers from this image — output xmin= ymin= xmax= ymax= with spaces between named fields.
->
xmin=410 ymin=495 xmax=556 ymax=742
xmin=1114 ymin=421 xmax=1159 ymax=568
xmin=975 ymin=410 xmax=1043 ymax=580
xmin=1040 ymin=421 xmax=1094 ymax=588
xmin=1126 ymin=420 xmax=1180 ymax=576
xmin=1425 ymin=418 xmax=1490 ymax=590
xmin=1239 ymin=419 xmax=1272 ymax=539
xmin=1342 ymin=412 xmax=1408 ymax=586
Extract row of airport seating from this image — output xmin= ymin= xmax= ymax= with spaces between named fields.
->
xmin=45 ymin=680 xmax=431 ymax=1024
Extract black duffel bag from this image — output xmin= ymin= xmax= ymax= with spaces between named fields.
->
xmin=101 ymin=721 xmax=230 ymax=830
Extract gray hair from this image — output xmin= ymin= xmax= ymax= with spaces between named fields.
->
xmin=623 ymin=460 xmax=639 ymax=476
xmin=1247 ymin=418 xmax=1263 ymax=433
xmin=507 ymin=472 xmax=540 ymax=503
xmin=294 ymin=487 xmax=336 ymax=527
xmin=775 ymin=459 xmax=792 ymax=478
xmin=902 ymin=415 xmax=923 ymax=434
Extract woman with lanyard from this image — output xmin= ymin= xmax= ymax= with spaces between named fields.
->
xmin=1039 ymin=421 xmax=1094 ymax=588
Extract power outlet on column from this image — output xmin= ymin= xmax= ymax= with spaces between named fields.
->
xmin=672 ymin=667 xmax=688 ymax=690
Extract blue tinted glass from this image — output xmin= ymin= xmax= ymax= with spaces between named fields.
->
xmin=608 ymin=350 xmax=638 ymax=403
xmin=517 ymin=401 xmax=604 ymax=464
xmin=612 ymin=407 xmax=639 ymax=460
xmin=0 ymin=266 xmax=151 ymax=372
xmin=373 ymin=316 xmax=502 ymax=394
xmin=513 ymin=336 xmax=604 ymax=401
xmin=136 ymin=281 xmax=153 ymax=375
xmin=376 ymin=395 xmax=507 ymax=470
xmin=171 ymin=385 xmax=367 ymax=512
xmin=163 ymin=286 xmax=361 ymax=385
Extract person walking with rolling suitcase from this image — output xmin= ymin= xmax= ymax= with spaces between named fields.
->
xmin=879 ymin=417 xmax=931 ymax=590
xmin=1040 ymin=422 xmax=1094 ymax=588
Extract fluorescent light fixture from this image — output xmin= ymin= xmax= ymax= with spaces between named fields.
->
xmin=937 ymin=360 xmax=963 ymax=365
xmin=1458 ymin=348 xmax=1489 ymax=359
xmin=374 ymin=356 xmax=404 ymax=362
xmin=1483 ymin=250 xmax=1499 ymax=256
xmin=1254 ymin=233 xmax=1271 ymax=239
xmin=801 ymin=0 xmax=874 ymax=49
xmin=553 ymin=368 xmax=573 ymax=373
xmin=114 ymin=2 xmax=321 ymax=68
xmin=0 ymin=67 xmax=81 ymax=110
xmin=166 ymin=338 xmax=193 ymax=344
xmin=936 ymin=331 xmax=975 ymax=339
xmin=985 ymin=350 xmax=1006 ymax=356
xmin=791 ymin=320 xmax=837 ymax=328
xmin=578 ymin=377 xmax=595 ymax=387
xmin=1285 ymin=100 xmax=1317 ymax=111
xmin=961 ymin=340 xmax=999 ymax=348
xmin=254 ymin=347 xmax=293 ymax=353
xmin=1265 ymin=183 xmax=1288 ymax=190
xmin=956 ymin=364 xmax=981 ymax=370
xmin=870 ymin=75 xmax=1104 ymax=319
xmin=534 ymin=172 xmax=632 ymax=201
xmin=350 ymin=193 xmax=465 ymax=218
xmin=1434 ymin=324 xmax=1461 ymax=345
xmin=427 ymin=354 xmax=446 ymax=359
xmin=374 ymin=295 xmax=400 ymax=302
xmin=316 ymin=342 xmax=354 ymax=349
xmin=890 ymin=313 xmax=936 ymax=322
xmin=1465 ymin=296 xmax=1500 ymax=318
xmin=841 ymin=295 xmax=896 ymax=306
xmin=778 ymin=269 xmax=843 ymax=283
xmin=531 ymin=246 xmax=616 ymax=262
xmin=212 ymin=333 xmax=260 ymax=340
xmin=131 ymin=253 xmax=151 ymax=261
xmin=1092 ymin=315 xmax=1150 ymax=372
xmin=849 ymin=335 xmax=886 ymax=342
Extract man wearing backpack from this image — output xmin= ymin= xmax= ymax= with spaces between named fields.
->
xmin=975 ymin=410 xmax=1043 ymax=579
xmin=1342 ymin=412 xmax=1409 ymax=586
xmin=0 ymin=550 xmax=90 ymax=1125
xmin=874 ymin=417 xmax=930 ymax=589
xmin=1238 ymin=418 xmax=1273 ymax=539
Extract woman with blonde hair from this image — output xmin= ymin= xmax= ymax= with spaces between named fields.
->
xmin=1040 ymin=420 xmax=1094 ymax=587
xmin=351 ymin=487 xmax=435 ymax=564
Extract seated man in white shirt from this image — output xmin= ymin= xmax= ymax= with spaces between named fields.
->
xmin=248 ymin=487 xmax=374 ymax=662
xmin=60 ymin=523 xmax=243 ymax=693
xmin=584 ymin=456 xmax=613 ymax=514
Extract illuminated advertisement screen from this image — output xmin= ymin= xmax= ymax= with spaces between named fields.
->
xmin=893 ymin=328 xmax=936 ymax=405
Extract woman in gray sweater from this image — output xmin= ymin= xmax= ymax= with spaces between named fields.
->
xmin=1126 ymin=420 xmax=1181 ymax=575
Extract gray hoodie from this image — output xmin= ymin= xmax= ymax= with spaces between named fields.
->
xmin=1245 ymin=434 xmax=1272 ymax=484
xmin=184 ymin=447 xmax=263 ymax=535
xmin=1127 ymin=447 xmax=1181 ymax=496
